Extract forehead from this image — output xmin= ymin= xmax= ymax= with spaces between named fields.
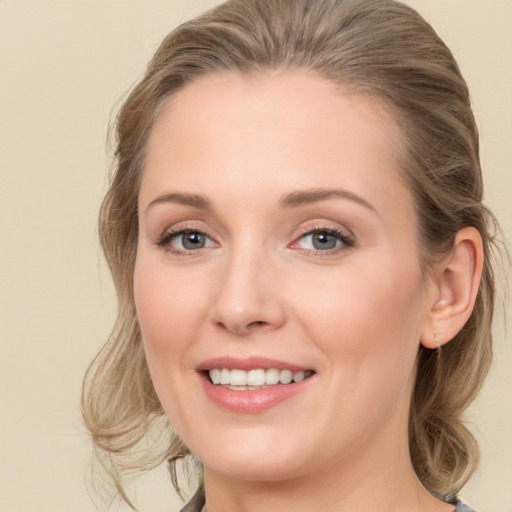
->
xmin=141 ymin=70 xmax=411 ymax=217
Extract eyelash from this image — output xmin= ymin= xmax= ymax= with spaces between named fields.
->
xmin=155 ymin=224 xmax=355 ymax=256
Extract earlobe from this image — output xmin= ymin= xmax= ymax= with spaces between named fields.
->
xmin=420 ymin=227 xmax=484 ymax=349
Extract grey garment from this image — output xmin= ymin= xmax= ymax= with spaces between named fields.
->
xmin=179 ymin=486 xmax=205 ymax=512
xmin=178 ymin=487 xmax=477 ymax=512
xmin=455 ymin=502 xmax=477 ymax=512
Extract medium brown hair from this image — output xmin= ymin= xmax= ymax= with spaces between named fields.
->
xmin=82 ymin=0 xmax=502 ymax=507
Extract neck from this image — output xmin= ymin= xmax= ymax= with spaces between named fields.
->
xmin=201 ymin=410 xmax=451 ymax=512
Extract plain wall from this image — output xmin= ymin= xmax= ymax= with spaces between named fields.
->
xmin=0 ymin=1 xmax=510 ymax=511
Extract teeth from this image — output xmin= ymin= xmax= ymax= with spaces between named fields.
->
xmin=292 ymin=370 xmax=306 ymax=382
xmin=220 ymin=369 xmax=230 ymax=385
xmin=210 ymin=369 xmax=221 ymax=385
xmin=208 ymin=368 xmax=312 ymax=387
xmin=247 ymin=369 xmax=266 ymax=386
xmin=279 ymin=370 xmax=293 ymax=384
xmin=265 ymin=368 xmax=280 ymax=385
xmin=230 ymin=369 xmax=247 ymax=386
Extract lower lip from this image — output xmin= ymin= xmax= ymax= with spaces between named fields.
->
xmin=199 ymin=373 xmax=313 ymax=413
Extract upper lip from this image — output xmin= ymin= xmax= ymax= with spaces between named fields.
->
xmin=196 ymin=356 xmax=311 ymax=372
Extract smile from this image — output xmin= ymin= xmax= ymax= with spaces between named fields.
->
xmin=197 ymin=357 xmax=316 ymax=412
xmin=208 ymin=368 xmax=314 ymax=389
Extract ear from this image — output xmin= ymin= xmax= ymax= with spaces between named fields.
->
xmin=420 ymin=227 xmax=484 ymax=349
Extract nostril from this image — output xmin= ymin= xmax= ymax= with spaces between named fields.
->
xmin=214 ymin=319 xmax=277 ymax=336
xmin=247 ymin=320 xmax=269 ymax=330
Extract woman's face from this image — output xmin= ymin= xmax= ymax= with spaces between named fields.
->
xmin=135 ymin=71 xmax=434 ymax=482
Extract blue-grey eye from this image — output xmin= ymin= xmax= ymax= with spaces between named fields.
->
xmin=311 ymin=232 xmax=338 ymax=250
xmin=174 ymin=231 xmax=208 ymax=250
xmin=164 ymin=230 xmax=215 ymax=252
xmin=181 ymin=231 xmax=206 ymax=249
xmin=294 ymin=228 xmax=352 ymax=252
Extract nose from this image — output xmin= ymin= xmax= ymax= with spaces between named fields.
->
xmin=209 ymin=247 xmax=286 ymax=336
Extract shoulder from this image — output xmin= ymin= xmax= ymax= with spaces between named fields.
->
xmin=431 ymin=491 xmax=478 ymax=512
xmin=178 ymin=486 xmax=205 ymax=512
xmin=176 ymin=489 xmax=477 ymax=512
xmin=454 ymin=500 xmax=478 ymax=512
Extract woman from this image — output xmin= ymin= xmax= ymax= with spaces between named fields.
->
xmin=82 ymin=1 xmax=503 ymax=511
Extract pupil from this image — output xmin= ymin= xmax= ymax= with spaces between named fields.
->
xmin=183 ymin=232 xmax=205 ymax=250
xmin=313 ymin=232 xmax=337 ymax=250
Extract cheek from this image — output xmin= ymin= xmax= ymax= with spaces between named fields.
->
xmin=134 ymin=269 xmax=179 ymax=357
xmin=133 ymin=255 xmax=208 ymax=414
xmin=291 ymin=256 xmax=425 ymax=390
xmin=134 ymin=253 xmax=208 ymax=349
xmin=310 ymin=267 xmax=424 ymax=450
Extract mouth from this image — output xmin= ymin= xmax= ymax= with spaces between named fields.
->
xmin=196 ymin=357 xmax=316 ymax=412
xmin=206 ymin=368 xmax=315 ymax=390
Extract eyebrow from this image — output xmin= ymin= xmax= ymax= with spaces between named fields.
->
xmin=146 ymin=192 xmax=212 ymax=213
xmin=279 ymin=188 xmax=378 ymax=214
xmin=145 ymin=187 xmax=378 ymax=215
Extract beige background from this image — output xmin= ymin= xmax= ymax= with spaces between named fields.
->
xmin=0 ymin=1 xmax=510 ymax=511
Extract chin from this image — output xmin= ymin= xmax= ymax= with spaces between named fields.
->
xmin=189 ymin=427 xmax=309 ymax=482
xmin=204 ymin=454 xmax=305 ymax=483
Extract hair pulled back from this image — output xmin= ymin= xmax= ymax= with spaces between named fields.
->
xmin=82 ymin=0 xmax=500 ymax=506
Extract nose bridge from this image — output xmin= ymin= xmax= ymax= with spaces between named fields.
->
xmin=211 ymin=237 xmax=285 ymax=335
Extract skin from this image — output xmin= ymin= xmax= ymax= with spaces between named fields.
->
xmin=134 ymin=71 xmax=480 ymax=512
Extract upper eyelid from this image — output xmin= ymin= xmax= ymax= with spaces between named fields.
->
xmin=293 ymin=222 xmax=355 ymax=240
xmin=295 ymin=229 xmax=352 ymax=243
xmin=157 ymin=221 xmax=216 ymax=238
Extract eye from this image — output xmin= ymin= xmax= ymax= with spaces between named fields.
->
xmin=292 ymin=227 xmax=353 ymax=253
xmin=157 ymin=229 xmax=216 ymax=253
